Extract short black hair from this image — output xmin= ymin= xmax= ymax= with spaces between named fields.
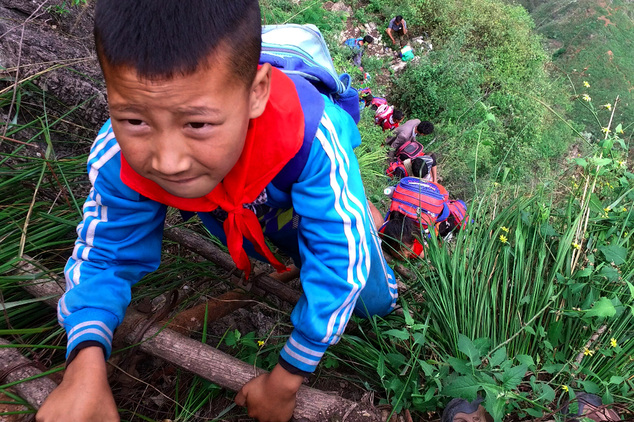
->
xmin=393 ymin=166 xmax=407 ymax=179
xmin=393 ymin=110 xmax=404 ymax=121
xmin=381 ymin=211 xmax=416 ymax=254
xmin=411 ymin=157 xmax=429 ymax=179
xmin=438 ymin=215 xmax=458 ymax=237
xmin=395 ymin=15 xmax=403 ymax=23
xmin=363 ymin=35 xmax=374 ymax=44
xmin=417 ymin=121 xmax=435 ymax=135
xmin=94 ymin=0 xmax=262 ymax=85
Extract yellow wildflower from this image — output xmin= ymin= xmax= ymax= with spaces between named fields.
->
xmin=583 ymin=347 xmax=595 ymax=356
xmin=617 ymin=127 xmax=624 ymax=134
xmin=602 ymin=127 xmax=611 ymax=134
xmin=572 ymin=242 xmax=581 ymax=250
xmin=603 ymin=103 xmax=612 ymax=110
xmin=622 ymin=207 xmax=627 ymax=212
xmin=604 ymin=207 xmax=611 ymax=213
xmin=562 ymin=385 xmax=569 ymax=392
xmin=257 ymin=340 xmax=265 ymax=347
xmin=582 ymin=94 xmax=591 ymax=102
xmin=499 ymin=234 xmax=508 ymax=244
xmin=610 ymin=338 xmax=617 ymax=348
xmin=501 ymin=226 xmax=509 ymax=232
xmin=583 ymin=81 xmax=590 ymax=88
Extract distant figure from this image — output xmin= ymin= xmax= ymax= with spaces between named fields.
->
xmin=360 ymin=92 xmax=388 ymax=110
xmin=344 ymin=35 xmax=374 ymax=68
xmin=386 ymin=15 xmax=408 ymax=47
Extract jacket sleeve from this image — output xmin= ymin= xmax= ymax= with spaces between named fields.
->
xmin=59 ymin=121 xmax=167 ymax=360
xmin=280 ymin=102 xmax=373 ymax=373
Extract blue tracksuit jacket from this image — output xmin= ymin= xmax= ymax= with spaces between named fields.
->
xmin=59 ymin=97 xmax=398 ymax=374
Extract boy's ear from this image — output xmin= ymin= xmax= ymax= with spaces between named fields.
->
xmin=248 ymin=63 xmax=272 ymax=119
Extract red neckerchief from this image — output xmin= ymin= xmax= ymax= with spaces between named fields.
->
xmin=120 ymin=67 xmax=304 ymax=278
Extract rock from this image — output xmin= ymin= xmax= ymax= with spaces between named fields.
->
xmin=330 ymin=1 xmax=352 ymax=13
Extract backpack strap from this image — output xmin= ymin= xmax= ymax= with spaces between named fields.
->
xmin=271 ymin=74 xmax=325 ymax=192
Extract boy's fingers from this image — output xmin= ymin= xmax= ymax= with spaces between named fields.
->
xmin=234 ymin=390 xmax=247 ymax=407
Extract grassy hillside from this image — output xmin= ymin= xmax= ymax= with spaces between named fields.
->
xmin=521 ymin=0 xmax=633 ymax=135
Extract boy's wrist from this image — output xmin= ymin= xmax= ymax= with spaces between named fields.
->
xmin=269 ymin=363 xmax=304 ymax=395
xmin=65 ymin=346 xmax=107 ymax=379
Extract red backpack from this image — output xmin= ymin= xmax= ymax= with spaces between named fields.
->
xmin=396 ymin=140 xmax=424 ymax=161
xmin=447 ymin=199 xmax=469 ymax=229
xmin=389 ymin=177 xmax=449 ymax=226
xmin=375 ymin=104 xmax=393 ymax=125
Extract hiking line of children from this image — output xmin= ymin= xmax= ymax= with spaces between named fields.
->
xmin=358 ymin=87 xmax=469 ymax=260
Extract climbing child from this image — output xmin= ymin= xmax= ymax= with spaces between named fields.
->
xmin=375 ymin=103 xmax=404 ymax=131
xmin=37 ymin=2 xmax=397 ymax=422
xmin=344 ymin=35 xmax=374 ymax=68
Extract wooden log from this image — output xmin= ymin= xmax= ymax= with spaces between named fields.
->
xmin=14 ymin=259 xmax=382 ymax=421
xmin=167 ymin=289 xmax=255 ymax=335
xmin=0 ymin=338 xmax=58 ymax=410
xmin=163 ymin=226 xmax=302 ymax=304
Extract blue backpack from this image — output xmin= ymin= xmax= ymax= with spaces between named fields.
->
xmin=260 ymin=24 xmax=361 ymax=192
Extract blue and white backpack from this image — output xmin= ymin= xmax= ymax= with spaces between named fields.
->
xmin=260 ymin=24 xmax=361 ymax=192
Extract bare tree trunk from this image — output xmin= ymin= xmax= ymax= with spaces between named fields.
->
xmin=0 ymin=338 xmax=58 ymax=410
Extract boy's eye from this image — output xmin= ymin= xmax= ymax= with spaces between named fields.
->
xmin=187 ymin=122 xmax=208 ymax=129
xmin=127 ymin=119 xmax=144 ymax=126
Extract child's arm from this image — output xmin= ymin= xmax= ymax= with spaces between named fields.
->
xmin=44 ymin=122 xmax=166 ymax=419
xmin=59 ymin=121 xmax=166 ymax=362
xmin=37 ymin=347 xmax=119 ymax=422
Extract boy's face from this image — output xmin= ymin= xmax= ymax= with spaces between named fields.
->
xmin=103 ymin=56 xmax=271 ymax=198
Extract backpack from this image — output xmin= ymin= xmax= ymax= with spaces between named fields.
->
xmin=447 ymin=199 xmax=469 ymax=228
xmin=386 ymin=160 xmax=408 ymax=179
xmin=260 ymin=24 xmax=361 ymax=192
xmin=396 ymin=140 xmax=424 ymax=161
xmin=344 ymin=37 xmax=362 ymax=51
xmin=375 ymin=104 xmax=394 ymax=127
xmin=389 ymin=177 xmax=449 ymax=226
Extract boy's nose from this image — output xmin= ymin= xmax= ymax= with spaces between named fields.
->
xmin=151 ymin=136 xmax=191 ymax=176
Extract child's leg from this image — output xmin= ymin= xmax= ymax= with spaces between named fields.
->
xmin=353 ymin=205 xmax=398 ymax=318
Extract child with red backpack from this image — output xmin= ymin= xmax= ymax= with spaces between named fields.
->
xmin=386 ymin=153 xmax=437 ymax=182
xmin=377 ymin=178 xmax=468 ymax=259
xmin=375 ymin=104 xmax=404 ymax=131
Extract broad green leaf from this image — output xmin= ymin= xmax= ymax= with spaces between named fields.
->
xmin=599 ymin=245 xmax=627 ymax=265
xmin=448 ymin=356 xmax=471 ymax=375
xmin=585 ymin=297 xmax=617 ymax=318
xmin=502 ymin=364 xmax=527 ymax=390
xmin=413 ymin=332 xmax=426 ymax=345
xmin=580 ymin=380 xmax=601 ymax=394
xmin=418 ymin=360 xmax=435 ymax=376
xmin=483 ymin=388 xmax=506 ymax=422
xmin=489 ymin=346 xmax=506 ymax=368
xmin=458 ymin=334 xmax=482 ymax=365
xmin=386 ymin=352 xmax=407 ymax=369
xmin=443 ymin=375 xmax=480 ymax=401
xmin=599 ymin=266 xmax=619 ymax=282
xmin=377 ymin=354 xmax=385 ymax=378
xmin=576 ymin=267 xmax=593 ymax=277
xmin=384 ymin=329 xmax=410 ymax=340
xmin=540 ymin=223 xmax=559 ymax=237
xmin=538 ymin=384 xmax=555 ymax=402
xmin=525 ymin=407 xmax=543 ymax=418
xmin=594 ymin=158 xmax=612 ymax=167
xmin=609 ymin=376 xmax=624 ymax=385
xmin=575 ymin=158 xmax=588 ymax=168
xmin=516 ymin=355 xmax=534 ymax=368
xmin=615 ymin=123 xmax=623 ymax=134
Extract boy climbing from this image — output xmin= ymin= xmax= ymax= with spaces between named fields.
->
xmin=344 ymin=34 xmax=374 ymax=68
xmin=386 ymin=119 xmax=434 ymax=160
xmin=36 ymin=2 xmax=397 ymax=422
xmin=375 ymin=103 xmax=404 ymax=131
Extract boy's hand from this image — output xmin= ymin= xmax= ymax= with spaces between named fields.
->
xmin=235 ymin=364 xmax=304 ymax=422
xmin=36 ymin=347 xmax=119 ymax=422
